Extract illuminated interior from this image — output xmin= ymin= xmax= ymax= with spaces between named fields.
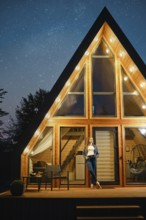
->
xmin=21 ymin=20 xmax=146 ymax=187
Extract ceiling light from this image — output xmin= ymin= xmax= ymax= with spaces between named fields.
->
xmin=133 ymin=90 xmax=139 ymax=95
xmin=124 ymin=76 xmax=128 ymax=81
xmin=106 ymin=48 xmax=110 ymax=54
xmin=142 ymin=104 xmax=146 ymax=109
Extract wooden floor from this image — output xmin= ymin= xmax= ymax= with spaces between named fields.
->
xmin=1 ymin=186 xmax=146 ymax=198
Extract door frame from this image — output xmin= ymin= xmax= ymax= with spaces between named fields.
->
xmin=92 ymin=126 xmax=121 ymax=186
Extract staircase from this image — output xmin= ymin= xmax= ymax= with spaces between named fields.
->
xmin=76 ymin=204 xmax=144 ymax=220
xmin=61 ymin=135 xmax=84 ymax=171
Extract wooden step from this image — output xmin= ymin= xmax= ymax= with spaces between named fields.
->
xmin=76 ymin=205 xmax=144 ymax=220
xmin=76 ymin=216 xmax=144 ymax=220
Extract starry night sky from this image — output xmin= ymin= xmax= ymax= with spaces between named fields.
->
xmin=0 ymin=0 xmax=146 ymax=128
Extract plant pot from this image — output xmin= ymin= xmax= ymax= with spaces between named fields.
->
xmin=10 ymin=179 xmax=25 ymax=196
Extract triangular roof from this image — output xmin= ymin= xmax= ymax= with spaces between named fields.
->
xmin=18 ymin=7 xmax=146 ymax=153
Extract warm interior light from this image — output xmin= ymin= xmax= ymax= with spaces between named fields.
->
xmin=30 ymin=151 xmax=34 ymax=155
xmin=133 ymin=90 xmax=139 ymax=95
xmin=139 ymin=128 xmax=146 ymax=136
xmin=142 ymin=104 xmax=146 ymax=109
xmin=106 ymin=48 xmax=110 ymax=54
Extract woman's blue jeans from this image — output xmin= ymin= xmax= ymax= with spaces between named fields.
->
xmin=86 ymin=157 xmax=97 ymax=185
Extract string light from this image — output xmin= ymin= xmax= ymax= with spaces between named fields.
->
xmin=55 ymin=97 xmax=60 ymax=103
xmin=75 ymin=65 xmax=80 ymax=71
xmin=65 ymin=80 xmax=70 ymax=87
xmin=140 ymin=82 xmax=146 ymax=88
xmin=119 ymin=51 xmax=125 ymax=57
xmin=85 ymin=50 xmax=89 ymax=56
xmin=24 ymin=147 xmax=29 ymax=154
xmin=129 ymin=65 xmax=136 ymax=73
xmin=34 ymin=129 xmax=40 ymax=137
xmin=45 ymin=113 xmax=50 ymax=119
xmin=94 ymin=36 xmax=98 ymax=42
xmin=109 ymin=36 xmax=115 ymax=43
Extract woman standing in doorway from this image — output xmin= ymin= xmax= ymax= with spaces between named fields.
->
xmin=83 ymin=137 xmax=102 ymax=189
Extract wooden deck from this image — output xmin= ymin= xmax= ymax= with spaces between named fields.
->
xmin=1 ymin=186 xmax=146 ymax=199
xmin=1 ymin=187 xmax=146 ymax=220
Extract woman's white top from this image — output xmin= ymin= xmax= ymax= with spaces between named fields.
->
xmin=87 ymin=145 xmax=94 ymax=156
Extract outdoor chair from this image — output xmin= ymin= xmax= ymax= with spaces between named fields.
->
xmin=44 ymin=164 xmax=69 ymax=190
xmin=128 ymin=144 xmax=146 ymax=181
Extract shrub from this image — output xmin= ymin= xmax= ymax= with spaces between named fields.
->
xmin=10 ymin=179 xmax=25 ymax=196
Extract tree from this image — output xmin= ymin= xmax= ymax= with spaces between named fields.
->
xmin=5 ymin=88 xmax=48 ymax=145
xmin=0 ymin=89 xmax=8 ymax=139
xmin=0 ymin=89 xmax=8 ymax=125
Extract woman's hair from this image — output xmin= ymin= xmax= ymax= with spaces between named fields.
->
xmin=88 ymin=137 xmax=93 ymax=142
xmin=84 ymin=137 xmax=94 ymax=149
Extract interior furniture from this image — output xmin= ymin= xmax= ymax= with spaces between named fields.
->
xmin=44 ymin=164 xmax=69 ymax=191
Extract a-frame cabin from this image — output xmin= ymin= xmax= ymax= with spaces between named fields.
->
xmin=19 ymin=7 xmax=146 ymax=188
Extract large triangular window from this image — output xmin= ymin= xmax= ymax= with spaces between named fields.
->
xmin=54 ymin=66 xmax=85 ymax=116
xmin=91 ymin=39 xmax=116 ymax=116
xmin=121 ymin=67 xmax=146 ymax=116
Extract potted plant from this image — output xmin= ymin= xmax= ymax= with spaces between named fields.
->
xmin=10 ymin=179 xmax=25 ymax=196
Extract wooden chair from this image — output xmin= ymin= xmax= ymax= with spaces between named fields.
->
xmin=44 ymin=164 xmax=69 ymax=190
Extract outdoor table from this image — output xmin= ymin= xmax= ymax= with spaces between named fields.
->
xmin=22 ymin=175 xmax=42 ymax=191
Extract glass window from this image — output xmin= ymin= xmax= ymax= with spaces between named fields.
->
xmin=92 ymin=58 xmax=115 ymax=92
xmin=125 ymin=127 xmax=146 ymax=185
xmin=93 ymin=39 xmax=113 ymax=56
xmin=92 ymin=39 xmax=116 ymax=116
xmin=122 ymin=67 xmax=146 ymax=116
xmin=28 ymin=127 xmax=53 ymax=176
xmin=55 ymin=94 xmax=84 ymax=116
xmin=55 ymin=67 xmax=85 ymax=116
xmin=60 ymin=127 xmax=85 ymax=185
xmin=93 ymin=94 xmax=115 ymax=115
